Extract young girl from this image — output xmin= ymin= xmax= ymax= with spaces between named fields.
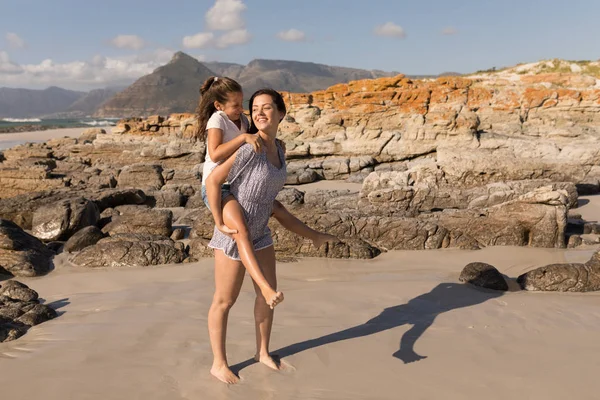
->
xmin=197 ymin=76 xmax=335 ymax=310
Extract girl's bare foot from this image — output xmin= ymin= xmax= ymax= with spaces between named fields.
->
xmin=261 ymin=288 xmax=284 ymax=309
xmin=210 ymin=365 xmax=239 ymax=384
xmin=312 ymin=233 xmax=339 ymax=249
xmin=254 ymin=353 xmax=281 ymax=371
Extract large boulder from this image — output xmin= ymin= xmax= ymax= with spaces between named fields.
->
xmin=517 ymin=250 xmax=600 ymax=292
xmin=0 ymin=219 xmax=54 ymax=277
xmin=31 ymin=197 xmax=100 ymax=241
xmin=459 ymin=262 xmax=508 ymax=291
xmin=70 ymin=240 xmax=186 ymax=268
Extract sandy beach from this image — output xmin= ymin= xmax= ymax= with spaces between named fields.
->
xmin=0 ymin=128 xmax=86 ymax=150
xmin=0 ymin=193 xmax=597 ymax=399
xmin=1 ymin=128 xmax=599 ymax=399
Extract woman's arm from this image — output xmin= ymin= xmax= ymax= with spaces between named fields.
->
xmin=207 ymin=129 xmax=262 ymax=163
xmin=205 ymin=153 xmax=238 ymax=235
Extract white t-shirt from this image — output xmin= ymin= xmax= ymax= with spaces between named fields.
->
xmin=201 ymin=111 xmax=249 ymax=185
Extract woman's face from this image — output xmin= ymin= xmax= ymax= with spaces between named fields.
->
xmin=251 ymin=94 xmax=282 ymax=133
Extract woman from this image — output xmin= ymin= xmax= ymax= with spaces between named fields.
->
xmin=205 ymin=88 xmax=335 ymax=384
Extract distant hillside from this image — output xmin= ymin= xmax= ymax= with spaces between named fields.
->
xmin=0 ymin=86 xmax=85 ymax=118
xmin=206 ymin=59 xmax=400 ymax=97
xmin=94 ymin=52 xmax=215 ymax=117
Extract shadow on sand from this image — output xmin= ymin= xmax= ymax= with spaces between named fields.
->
xmin=231 ymin=282 xmax=504 ymax=374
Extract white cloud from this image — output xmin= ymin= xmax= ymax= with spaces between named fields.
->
xmin=0 ymin=49 xmax=178 ymax=90
xmin=374 ymin=22 xmax=406 ymax=38
xmin=276 ymin=29 xmax=306 ymax=42
xmin=216 ymin=29 xmax=251 ymax=48
xmin=206 ymin=0 xmax=247 ymax=31
xmin=109 ymin=34 xmax=145 ymax=50
xmin=182 ymin=32 xmax=215 ymax=49
xmin=6 ymin=32 xmax=26 ymax=49
xmin=442 ymin=27 xmax=458 ymax=35
xmin=0 ymin=51 xmax=24 ymax=74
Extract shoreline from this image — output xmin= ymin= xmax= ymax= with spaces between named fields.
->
xmin=0 ymin=127 xmax=86 ymax=150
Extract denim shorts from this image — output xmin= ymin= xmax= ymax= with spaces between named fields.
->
xmin=201 ymin=184 xmax=232 ymax=211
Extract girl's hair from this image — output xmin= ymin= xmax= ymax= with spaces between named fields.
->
xmin=195 ymin=76 xmax=242 ymax=141
xmin=248 ymin=88 xmax=287 ymax=134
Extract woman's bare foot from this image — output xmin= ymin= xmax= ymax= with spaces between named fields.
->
xmin=254 ymin=353 xmax=281 ymax=371
xmin=312 ymin=233 xmax=339 ymax=249
xmin=210 ymin=364 xmax=239 ymax=384
xmin=261 ymin=288 xmax=284 ymax=309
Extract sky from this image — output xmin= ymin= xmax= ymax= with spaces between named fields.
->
xmin=1 ymin=0 xmax=599 ymax=91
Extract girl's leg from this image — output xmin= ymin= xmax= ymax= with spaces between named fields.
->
xmin=222 ymin=196 xmax=283 ymax=308
xmin=271 ymin=200 xmax=338 ymax=248
xmin=250 ymin=245 xmax=280 ymax=370
xmin=208 ymin=250 xmax=245 ymax=384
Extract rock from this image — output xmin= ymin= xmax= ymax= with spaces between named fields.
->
xmin=101 ymin=208 xmax=173 ymax=237
xmin=171 ymin=228 xmax=185 ymax=240
xmin=98 ymin=233 xmax=173 ymax=244
xmin=90 ymin=189 xmax=147 ymax=211
xmin=31 ymin=197 xmax=100 ymax=241
xmin=0 ymin=219 xmax=54 ymax=277
xmin=145 ymin=190 xmax=183 ymax=208
xmin=63 ymin=226 xmax=106 ymax=252
xmin=186 ymin=238 xmax=213 ymax=261
xmin=0 ymin=280 xmax=58 ymax=342
xmin=70 ymin=240 xmax=186 ymax=268
xmin=0 ymin=280 xmax=38 ymax=302
xmin=117 ymin=164 xmax=164 ymax=190
xmin=184 ymin=193 xmax=205 ymax=209
xmin=276 ymin=188 xmax=305 ymax=206
xmin=517 ymin=250 xmax=600 ymax=292
xmin=79 ymin=128 xmax=106 ymax=143
xmin=16 ymin=303 xmax=58 ymax=326
xmin=567 ymin=235 xmax=582 ymax=248
xmin=459 ymin=262 xmax=509 ymax=291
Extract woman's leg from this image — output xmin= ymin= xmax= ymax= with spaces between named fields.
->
xmin=271 ymin=200 xmax=338 ymax=248
xmin=250 ymin=245 xmax=281 ymax=370
xmin=208 ymin=250 xmax=245 ymax=384
xmin=222 ymin=196 xmax=283 ymax=308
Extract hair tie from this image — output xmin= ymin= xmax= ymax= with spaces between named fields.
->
xmin=214 ymin=77 xmax=219 ymax=82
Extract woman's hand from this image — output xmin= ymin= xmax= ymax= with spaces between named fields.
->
xmin=217 ymin=223 xmax=238 ymax=237
xmin=244 ymin=133 xmax=262 ymax=153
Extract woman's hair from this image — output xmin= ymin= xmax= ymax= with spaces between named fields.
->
xmin=195 ymin=76 xmax=242 ymax=141
xmin=248 ymin=88 xmax=287 ymax=134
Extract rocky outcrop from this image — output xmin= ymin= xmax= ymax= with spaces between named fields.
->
xmin=459 ymin=262 xmax=509 ymax=291
xmin=0 ymin=280 xmax=58 ymax=342
xmin=0 ymin=219 xmax=54 ymax=277
xmin=517 ymin=250 xmax=600 ymax=292
xmin=278 ymin=71 xmax=600 ymax=190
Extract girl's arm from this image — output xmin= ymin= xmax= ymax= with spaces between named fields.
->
xmin=207 ymin=128 xmax=262 ymax=163
xmin=205 ymin=152 xmax=238 ymax=235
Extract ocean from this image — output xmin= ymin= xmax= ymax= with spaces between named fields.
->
xmin=0 ymin=117 xmax=120 ymax=130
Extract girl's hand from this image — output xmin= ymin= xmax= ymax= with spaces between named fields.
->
xmin=217 ymin=223 xmax=238 ymax=237
xmin=244 ymin=134 xmax=262 ymax=153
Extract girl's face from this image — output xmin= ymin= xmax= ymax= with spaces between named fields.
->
xmin=251 ymin=94 xmax=282 ymax=133
xmin=215 ymin=91 xmax=243 ymax=122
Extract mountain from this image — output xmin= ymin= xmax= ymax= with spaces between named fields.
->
xmin=206 ymin=59 xmax=400 ymax=97
xmin=95 ymin=54 xmax=401 ymax=117
xmin=0 ymin=86 xmax=85 ymax=118
xmin=94 ymin=52 xmax=215 ymax=117
xmin=40 ymin=87 xmax=124 ymax=118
